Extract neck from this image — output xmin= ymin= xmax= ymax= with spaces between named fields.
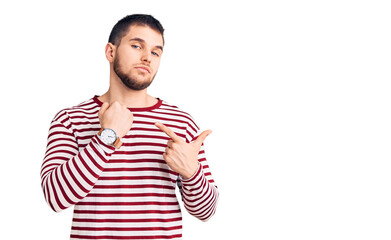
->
xmin=99 ymin=70 xmax=157 ymax=108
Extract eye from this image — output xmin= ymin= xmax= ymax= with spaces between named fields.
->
xmin=131 ymin=45 xmax=141 ymax=49
xmin=152 ymin=51 xmax=160 ymax=57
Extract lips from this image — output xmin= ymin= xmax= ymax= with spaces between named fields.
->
xmin=135 ymin=65 xmax=151 ymax=73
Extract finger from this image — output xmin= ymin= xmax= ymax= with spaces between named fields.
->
xmin=98 ymin=102 xmax=110 ymax=117
xmin=167 ymin=140 xmax=174 ymax=149
xmin=162 ymin=152 xmax=173 ymax=164
xmin=165 ymin=147 xmax=172 ymax=155
xmin=193 ymin=130 xmax=212 ymax=147
xmin=155 ymin=122 xmax=183 ymax=142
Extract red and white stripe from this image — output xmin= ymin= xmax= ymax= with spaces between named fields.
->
xmin=41 ymin=96 xmax=219 ymax=240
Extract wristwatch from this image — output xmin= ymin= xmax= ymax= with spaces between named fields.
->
xmin=98 ymin=128 xmax=122 ymax=149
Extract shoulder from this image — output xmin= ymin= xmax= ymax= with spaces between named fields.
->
xmin=159 ymin=100 xmax=200 ymax=142
xmin=159 ymin=100 xmax=199 ymax=128
xmin=51 ymin=97 xmax=99 ymax=126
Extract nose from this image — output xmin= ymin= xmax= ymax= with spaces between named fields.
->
xmin=141 ymin=49 xmax=151 ymax=63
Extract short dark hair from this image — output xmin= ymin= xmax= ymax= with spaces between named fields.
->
xmin=108 ymin=14 xmax=165 ymax=46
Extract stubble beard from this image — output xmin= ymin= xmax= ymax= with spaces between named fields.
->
xmin=113 ymin=56 xmax=156 ymax=91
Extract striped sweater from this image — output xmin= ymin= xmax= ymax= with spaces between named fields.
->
xmin=40 ymin=96 xmax=219 ymax=239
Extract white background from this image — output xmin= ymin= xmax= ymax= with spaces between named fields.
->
xmin=1 ymin=0 xmax=391 ymax=239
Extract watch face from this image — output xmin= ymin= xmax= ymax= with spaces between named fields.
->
xmin=100 ymin=129 xmax=116 ymax=145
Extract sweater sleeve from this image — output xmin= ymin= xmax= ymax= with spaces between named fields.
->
xmin=177 ymin=119 xmax=219 ymax=222
xmin=40 ymin=111 xmax=115 ymax=212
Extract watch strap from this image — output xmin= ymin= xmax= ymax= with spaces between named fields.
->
xmin=98 ymin=128 xmax=104 ymax=136
xmin=113 ymin=137 xmax=123 ymax=149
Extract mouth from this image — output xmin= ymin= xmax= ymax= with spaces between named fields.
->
xmin=135 ymin=65 xmax=151 ymax=73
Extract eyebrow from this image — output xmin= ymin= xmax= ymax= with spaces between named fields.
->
xmin=129 ymin=37 xmax=163 ymax=51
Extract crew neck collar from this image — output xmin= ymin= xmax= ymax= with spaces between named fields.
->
xmin=92 ymin=95 xmax=162 ymax=112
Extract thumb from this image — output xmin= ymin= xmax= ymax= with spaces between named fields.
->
xmin=194 ymin=130 xmax=212 ymax=147
xmin=98 ymin=102 xmax=110 ymax=118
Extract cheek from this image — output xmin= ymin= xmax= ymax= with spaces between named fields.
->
xmin=117 ymin=49 xmax=137 ymax=65
xmin=152 ymin=60 xmax=161 ymax=72
xmin=118 ymin=57 xmax=135 ymax=73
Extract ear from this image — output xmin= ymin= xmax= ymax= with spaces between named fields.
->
xmin=105 ymin=43 xmax=116 ymax=63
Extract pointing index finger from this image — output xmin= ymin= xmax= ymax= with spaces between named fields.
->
xmin=155 ymin=122 xmax=183 ymax=142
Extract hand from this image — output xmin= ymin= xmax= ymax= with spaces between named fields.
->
xmin=98 ymin=101 xmax=133 ymax=138
xmin=155 ymin=122 xmax=212 ymax=179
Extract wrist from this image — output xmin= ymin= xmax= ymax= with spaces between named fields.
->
xmin=181 ymin=162 xmax=200 ymax=180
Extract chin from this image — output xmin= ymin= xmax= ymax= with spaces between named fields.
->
xmin=123 ymin=78 xmax=154 ymax=91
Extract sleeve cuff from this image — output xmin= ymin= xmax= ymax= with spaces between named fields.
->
xmin=179 ymin=163 xmax=203 ymax=186
xmin=92 ymin=135 xmax=116 ymax=155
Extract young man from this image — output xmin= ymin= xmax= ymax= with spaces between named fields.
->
xmin=40 ymin=14 xmax=219 ymax=239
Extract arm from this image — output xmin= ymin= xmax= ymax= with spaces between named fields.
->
xmin=41 ymin=101 xmax=133 ymax=212
xmin=178 ymin=141 xmax=219 ymax=222
xmin=155 ymin=122 xmax=219 ymax=222
xmin=40 ymin=112 xmax=115 ymax=212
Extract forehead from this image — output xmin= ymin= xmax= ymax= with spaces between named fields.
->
xmin=121 ymin=24 xmax=164 ymax=46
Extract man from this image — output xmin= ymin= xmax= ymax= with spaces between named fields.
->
xmin=40 ymin=14 xmax=219 ymax=239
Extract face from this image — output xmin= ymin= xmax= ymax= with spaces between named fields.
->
xmin=112 ymin=25 xmax=164 ymax=91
